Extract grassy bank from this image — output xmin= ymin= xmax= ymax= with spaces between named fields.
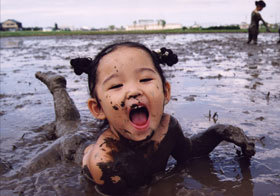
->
xmin=0 ymin=28 xmax=277 ymax=37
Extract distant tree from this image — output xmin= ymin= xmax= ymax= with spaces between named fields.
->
xmin=161 ymin=20 xmax=166 ymax=28
xmin=33 ymin=27 xmax=43 ymax=31
xmin=204 ymin=25 xmax=240 ymax=30
xmin=108 ymin=25 xmax=115 ymax=31
xmin=158 ymin=20 xmax=166 ymax=28
xmin=182 ymin=26 xmax=187 ymax=31
xmin=54 ymin=23 xmax=58 ymax=31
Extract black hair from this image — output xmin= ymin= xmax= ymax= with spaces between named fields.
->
xmin=255 ymin=0 xmax=266 ymax=7
xmin=70 ymin=41 xmax=178 ymax=104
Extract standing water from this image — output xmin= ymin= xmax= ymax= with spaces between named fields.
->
xmin=0 ymin=33 xmax=279 ymax=195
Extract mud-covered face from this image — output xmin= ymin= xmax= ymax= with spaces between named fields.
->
xmin=91 ymin=46 xmax=170 ymax=141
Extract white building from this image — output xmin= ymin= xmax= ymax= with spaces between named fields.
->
xmin=43 ymin=27 xmax=53 ymax=32
xmin=126 ymin=19 xmax=182 ymax=31
xmin=240 ymin=22 xmax=249 ymax=29
xmin=191 ymin=22 xmax=201 ymax=29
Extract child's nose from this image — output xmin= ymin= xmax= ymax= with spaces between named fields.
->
xmin=126 ymin=86 xmax=142 ymax=100
xmin=128 ymin=92 xmax=141 ymax=99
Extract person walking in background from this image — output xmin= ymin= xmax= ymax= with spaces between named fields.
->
xmin=247 ymin=0 xmax=270 ymax=44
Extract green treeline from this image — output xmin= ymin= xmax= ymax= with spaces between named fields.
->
xmin=0 ymin=28 xmax=278 ymax=37
xmin=203 ymin=25 xmax=240 ymax=30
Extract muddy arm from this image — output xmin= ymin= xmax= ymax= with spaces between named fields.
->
xmin=189 ymin=124 xmax=255 ymax=158
xmin=259 ymin=15 xmax=270 ymax=32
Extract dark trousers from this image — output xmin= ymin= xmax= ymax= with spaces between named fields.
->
xmin=247 ymin=28 xmax=258 ymax=44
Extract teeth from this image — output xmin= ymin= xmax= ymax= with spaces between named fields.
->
xmin=131 ymin=104 xmax=143 ymax=110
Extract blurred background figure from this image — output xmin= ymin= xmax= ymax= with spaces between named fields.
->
xmin=247 ymin=0 xmax=270 ymax=44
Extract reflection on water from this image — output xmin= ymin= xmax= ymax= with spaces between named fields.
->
xmin=0 ymin=38 xmax=24 ymax=49
xmin=0 ymin=33 xmax=279 ymax=195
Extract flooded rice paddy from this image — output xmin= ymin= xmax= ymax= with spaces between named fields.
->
xmin=0 ymin=33 xmax=280 ymax=195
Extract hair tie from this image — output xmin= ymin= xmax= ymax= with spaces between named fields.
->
xmin=153 ymin=47 xmax=178 ymax=66
xmin=70 ymin=57 xmax=93 ymax=75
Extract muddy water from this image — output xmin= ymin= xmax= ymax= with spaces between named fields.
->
xmin=0 ymin=33 xmax=279 ymax=196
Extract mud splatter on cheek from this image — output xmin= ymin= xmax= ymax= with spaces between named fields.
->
xmin=105 ymin=95 xmax=111 ymax=102
xmin=114 ymin=66 xmax=119 ymax=73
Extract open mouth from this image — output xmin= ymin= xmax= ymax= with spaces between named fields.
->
xmin=129 ymin=104 xmax=149 ymax=128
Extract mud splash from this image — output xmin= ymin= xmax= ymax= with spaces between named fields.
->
xmin=1 ymin=33 xmax=279 ymax=195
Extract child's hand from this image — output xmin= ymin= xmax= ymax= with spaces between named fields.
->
xmin=217 ymin=125 xmax=256 ymax=157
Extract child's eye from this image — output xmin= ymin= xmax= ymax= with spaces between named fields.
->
xmin=109 ymin=84 xmax=123 ymax=90
xmin=140 ymin=78 xmax=153 ymax=83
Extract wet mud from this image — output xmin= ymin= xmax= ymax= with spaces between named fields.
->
xmin=0 ymin=33 xmax=280 ymax=195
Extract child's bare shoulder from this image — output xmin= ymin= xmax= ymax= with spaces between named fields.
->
xmin=87 ymin=129 xmax=119 ymax=184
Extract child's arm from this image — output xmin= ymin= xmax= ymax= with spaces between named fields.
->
xmin=259 ymin=14 xmax=270 ymax=32
xmin=170 ymin=117 xmax=255 ymax=164
xmin=87 ymin=157 xmax=128 ymax=195
xmin=189 ymin=124 xmax=255 ymax=158
xmin=83 ymin=133 xmax=128 ymax=195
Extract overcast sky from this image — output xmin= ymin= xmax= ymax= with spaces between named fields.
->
xmin=1 ymin=0 xmax=279 ymax=28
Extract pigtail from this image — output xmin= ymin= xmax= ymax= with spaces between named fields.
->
xmin=153 ymin=47 xmax=178 ymax=67
xmin=70 ymin=57 xmax=93 ymax=75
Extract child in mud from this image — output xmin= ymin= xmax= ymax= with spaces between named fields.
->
xmin=247 ymin=0 xmax=270 ymax=44
xmin=66 ymin=42 xmax=255 ymax=195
